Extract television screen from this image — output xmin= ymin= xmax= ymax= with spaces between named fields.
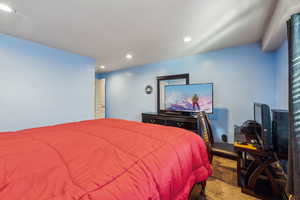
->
xmin=165 ymin=83 xmax=213 ymax=113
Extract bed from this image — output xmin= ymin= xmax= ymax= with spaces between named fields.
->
xmin=0 ymin=119 xmax=212 ymax=200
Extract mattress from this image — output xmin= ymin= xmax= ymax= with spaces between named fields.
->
xmin=0 ymin=119 xmax=212 ymax=200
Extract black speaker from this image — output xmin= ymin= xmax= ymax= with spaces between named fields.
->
xmin=254 ymin=103 xmax=272 ymax=150
xmin=272 ymin=110 xmax=288 ymax=157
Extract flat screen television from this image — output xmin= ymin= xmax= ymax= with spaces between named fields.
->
xmin=165 ymin=83 xmax=213 ymax=113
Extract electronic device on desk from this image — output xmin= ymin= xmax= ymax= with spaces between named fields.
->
xmin=253 ymin=104 xmax=289 ymax=157
xmin=272 ymin=110 xmax=288 ymax=156
xmin=272 ymin=109 xmax=289 ymax=174
xmin=164 ymin=83 xmax=213 ymax=115
xmin=254 ymin=103 xmax=273 ymax=150
xmin=238 ymin=120 xmax=263 ymax=148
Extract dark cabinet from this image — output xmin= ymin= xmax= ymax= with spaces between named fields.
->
xmin=142 ymin=112 xmax=199 ymax=133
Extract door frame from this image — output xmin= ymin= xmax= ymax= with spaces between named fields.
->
xmin=95 ymin=78 xmax=106 ymax=119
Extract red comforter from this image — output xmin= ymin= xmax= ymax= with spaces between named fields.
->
xmin=0 ymin=119 xmax=212 ymax=200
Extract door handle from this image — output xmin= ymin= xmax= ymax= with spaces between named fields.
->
xmin=177 ymin=122 xmax=183 ymax=127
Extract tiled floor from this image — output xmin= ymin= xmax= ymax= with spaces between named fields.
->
xmin=191 ymin=156 xmax=259 ymax=200
xmin=205 ymin=177 xmax=257 ymax=200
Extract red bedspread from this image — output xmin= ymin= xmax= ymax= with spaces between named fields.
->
xmin=0 ymin=119 xmax=212 ymax=200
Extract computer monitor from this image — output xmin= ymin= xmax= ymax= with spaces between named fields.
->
xmin=272 ymin=110 xmax=288 ymax=159
xmin=254 ymin=104 xmax=262 ymax=124
xmin=254 ymin=103 xmax=272 ymax=150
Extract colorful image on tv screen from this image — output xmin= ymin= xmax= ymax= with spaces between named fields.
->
xmin=165 ymin=84 xmax=213 ymax=113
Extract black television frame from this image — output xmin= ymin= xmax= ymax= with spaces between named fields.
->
xmin=164 ymin=83 xmax=214 ymax=115
xmin=157 ymin=74 xmax=190 ymax=114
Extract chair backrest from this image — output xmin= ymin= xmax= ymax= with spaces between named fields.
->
xmin=197 ymin=111 xmax=214 ymax=163
xmin=203 ymin=112 xmax=214 ymax=145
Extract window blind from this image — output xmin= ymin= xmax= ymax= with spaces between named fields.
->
xmin=288 ymin=13 xmax=300 ymax=200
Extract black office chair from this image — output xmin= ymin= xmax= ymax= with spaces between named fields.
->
xmin=197 ymin=111 xmax=214 ymax=163
xmin=197 ymin=111 xmax=238 ymax=161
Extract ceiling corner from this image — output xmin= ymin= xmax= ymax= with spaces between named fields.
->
xmin=262 ymin=0 xmax=300 ymax=51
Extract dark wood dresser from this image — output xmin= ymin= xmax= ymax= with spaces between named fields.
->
xmin=142 ymin=112 xmax=199 ymax=133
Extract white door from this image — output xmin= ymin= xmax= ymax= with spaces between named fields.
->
xmin=95 ymin=78 xmax=106 ymax=119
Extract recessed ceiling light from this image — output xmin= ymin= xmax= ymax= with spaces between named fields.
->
xmin=126 ymin=54 xmax=133 ymax=60
xmin=0 ymin=3 xmax=15 ymax=13
xmin=99 ymin=65 xmax=105 ymax=69
xmin=184 ymin=36 xmax=192 ymax=43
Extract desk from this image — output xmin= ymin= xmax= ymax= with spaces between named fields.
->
xmin=234 ymin=142 xmax=283 ymax=199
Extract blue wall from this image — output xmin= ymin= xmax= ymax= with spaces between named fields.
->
xmin=275 ymin=40 xmax=288 ymax=109
xmin=97 ymin=43 xmax=277 ymax=143
xmin=0 ymin=34 xmax=96 ymax=131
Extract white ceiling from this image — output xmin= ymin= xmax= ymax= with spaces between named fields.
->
xmin=0 ymin=0 xmax=279 ymax=72
xmin=263 ymin=0 xmax=300 ymax=51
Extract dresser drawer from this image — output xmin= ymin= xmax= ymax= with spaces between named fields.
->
xmin=166 ymin=120 xmax=197 ymax=130
xmin=142 ymin=115 xmax=165 ymax=125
